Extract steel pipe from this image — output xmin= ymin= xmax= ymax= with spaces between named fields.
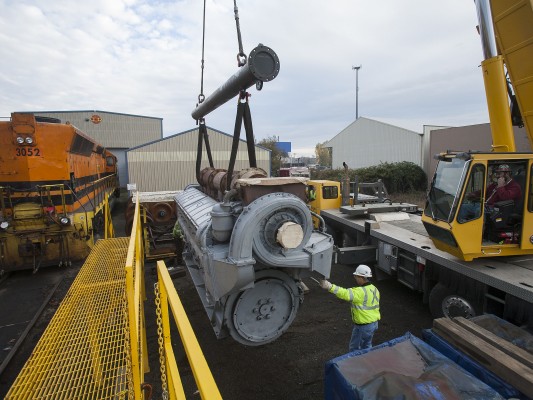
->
xmin=192 ymin=44 xmax=280 ymax=120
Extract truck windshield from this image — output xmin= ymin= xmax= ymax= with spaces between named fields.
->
xmin=425 ymin=157 xmax=470 ymax=222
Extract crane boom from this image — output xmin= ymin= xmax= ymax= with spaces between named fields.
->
xmin=490 ymin=0 xmax=533 ymax=149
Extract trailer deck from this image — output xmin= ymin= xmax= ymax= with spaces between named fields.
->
xmin=321 ymin=209 xmax=533 ymax=304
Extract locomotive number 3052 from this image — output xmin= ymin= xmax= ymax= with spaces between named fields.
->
xmin=16 ymin=147 xmax=41 ymax=156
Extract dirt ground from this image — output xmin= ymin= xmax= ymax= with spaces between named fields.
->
xmin=0 ymin=193 xmax=434 ymax=399
xmin=140 ymin=261 xmax=434 ymax=400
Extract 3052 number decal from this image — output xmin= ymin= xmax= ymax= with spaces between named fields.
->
xmin=15 ymin=147 xmax=41 ymax=156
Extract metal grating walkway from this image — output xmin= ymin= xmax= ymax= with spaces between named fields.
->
xmin=6 ymin=238 xmax=132 ymax=400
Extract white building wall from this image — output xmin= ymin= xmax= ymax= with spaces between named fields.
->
xmin=326 ymin=118 xmax=422 ymax=169
xmin=127 ymin=126 xmax=271 ymax=192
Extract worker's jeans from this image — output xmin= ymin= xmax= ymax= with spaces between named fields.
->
xmin=349 ymin=321 xmax=378 ymax=352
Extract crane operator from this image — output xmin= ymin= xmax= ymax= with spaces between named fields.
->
xmin=485 ymin=164 xmax=522 ymax=206
xmin=459 ymin=164 xmax=522 ymax=222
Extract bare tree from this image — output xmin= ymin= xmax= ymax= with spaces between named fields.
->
xmin=315 ymin=141 xmax=332 ymax=167
xmin=257 ymin=136 xmax=288 ymax=176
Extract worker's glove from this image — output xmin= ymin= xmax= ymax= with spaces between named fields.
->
xmin=497 ymin=177 xmax=506 ymax=187
xmin=320 ymin=280 xmax=332 ymax=290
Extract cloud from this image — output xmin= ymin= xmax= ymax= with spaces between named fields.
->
xmin=1 ymin=0 xmax=491 ymax=157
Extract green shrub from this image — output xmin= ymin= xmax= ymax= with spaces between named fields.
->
xmin=311 ymin=161 xmax=427 ymax=194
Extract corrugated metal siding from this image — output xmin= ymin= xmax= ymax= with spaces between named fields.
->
xmin=422 ymin=125 xmax=449 ymax=174
xmin=127 ymin=127 xmax=271 ymax=191
xmin=31 ymin=111 xmax=162 ymax=148
xmin=427 ymin=123 xmax=532 ymax=186
xmin=327 ymin=118 xmax=422 ymax=169
xmin=112 ymin=149 xmax=128 ymax=187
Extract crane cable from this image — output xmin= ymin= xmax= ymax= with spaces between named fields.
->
xmin=198 ymin=0 xmax=206 ymax=105
xmin=226 ymin=0 xmax=257 ymax=191
xmin=195 ymin=0 xmax=257 ymax=187
xmin=195 ymin=0 xmax=214 ymax=184
xmin=233 ymin=0 xmax=247 ymax=67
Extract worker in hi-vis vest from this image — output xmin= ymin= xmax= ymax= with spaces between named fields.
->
xmin=320 ymin=265 xmax=380 ymax=352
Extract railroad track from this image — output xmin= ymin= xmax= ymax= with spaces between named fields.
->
xmin=0 ymin=267 xmax=70 ymax=376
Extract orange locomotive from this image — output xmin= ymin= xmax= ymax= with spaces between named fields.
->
xmin=0 ymin=113 xmax=120 ymax=273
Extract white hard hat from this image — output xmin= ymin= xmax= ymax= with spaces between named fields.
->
xmin=496 ymin=164 xmax=511 ymax=173
xmin=353 ymin=265 xmax=372 ymax=278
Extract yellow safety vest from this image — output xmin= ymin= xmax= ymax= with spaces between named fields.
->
xmin=329 ymin=283 xmax=380 ymax=324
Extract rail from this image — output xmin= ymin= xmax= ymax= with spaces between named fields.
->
xmin=155 ymin=260 xmax=223 ymax=400
xmin=124 ymin=192 xmax=149 ymax=399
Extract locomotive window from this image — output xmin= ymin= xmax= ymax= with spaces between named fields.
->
xmin=71 ymin=134 xmax=93 ymax=156
xmin=106 ymin=156 xmax=115 ymax=166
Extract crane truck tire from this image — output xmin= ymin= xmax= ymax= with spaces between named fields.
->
xmin=428 ymin=283 xmax=479 ymax=319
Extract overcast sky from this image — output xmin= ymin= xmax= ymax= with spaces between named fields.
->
xmin=0 ymin=0 xmax=490 ymax=157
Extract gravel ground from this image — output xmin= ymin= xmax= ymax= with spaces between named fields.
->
xmin=142 ymin=261 xmax=434 ymax=399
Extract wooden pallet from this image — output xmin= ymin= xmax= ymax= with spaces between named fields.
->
xmin=432 ymin=317 xmax=533 ymax=398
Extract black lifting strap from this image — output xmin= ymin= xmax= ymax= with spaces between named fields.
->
xmin=226 ymin=95 xmax=257 ymax=191
xmin=243 ymin=101 xmax=257 ymax=168
xmin=196 ymin=121 xmax=215 ymax=184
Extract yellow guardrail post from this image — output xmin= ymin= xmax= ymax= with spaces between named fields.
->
xmin=156 ymin=271 xmax=183 ymax=400
xmin=125 ymin=192 xmax=149 ymax=399
xmin=104 ymin=195 xmax=115 ymax=239
xmin=156 ymin=260 xmax=223 ymax=400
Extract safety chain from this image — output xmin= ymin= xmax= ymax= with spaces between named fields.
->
xmin=122 ymin=291 xmax=135 ymax=400
xmin=233 ymin=0 xmax=247 ymax=66
xmin=154 ymin=282 xmax=169 ymax=400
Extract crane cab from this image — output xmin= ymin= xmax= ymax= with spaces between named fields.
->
xmin=307 ymin=180 xmax=341 ymax=229
xmin=422 ymin=151 xmax=533 ymax=261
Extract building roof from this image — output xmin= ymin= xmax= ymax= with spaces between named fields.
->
xmin=326 ymin=117 xmax=421 ymax=147
xmin=21 ymin=109 xmax=162 ymax=120
xmin=127 ymin=125 xmax=271 ymax=153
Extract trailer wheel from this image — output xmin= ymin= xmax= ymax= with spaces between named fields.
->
xmin=428 ymin=283 xmax=477 ymax=319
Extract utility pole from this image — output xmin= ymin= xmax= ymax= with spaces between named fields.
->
xmin=352 ymin=65 xmax=362 ymax=119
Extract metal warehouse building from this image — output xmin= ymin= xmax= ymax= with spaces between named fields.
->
xmin=126 ymin=126 xmax=271 ymax=192
xmin=425 ymin=123 xmax=532 ymax=185
xmin=30 ymin=110 xmax=163 ymax=187
xmin=326 ymin=117 xmax=423 ymax=170
xmin=326 ymin=118 xmax=531 ymax=185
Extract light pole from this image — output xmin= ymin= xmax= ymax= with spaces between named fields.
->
xmin=352 ymin=65 xmax=362 ymax=119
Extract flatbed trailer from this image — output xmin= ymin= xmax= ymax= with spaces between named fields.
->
xmin=321 ymin=208 xmax=533 ymax=329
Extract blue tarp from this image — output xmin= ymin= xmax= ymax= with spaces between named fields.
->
xmin=422 ymin=329 xmax=522 ymax=399
xmin=470 ymin=314 xmax=533 ymax=354
xmin=324 ymin=332 xmax=505 ymax=400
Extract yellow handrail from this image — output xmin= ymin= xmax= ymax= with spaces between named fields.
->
xmin=104 ymin=195 xmax=115 ymax=238
xmin=156 ymin=260 xmax=223 ymax=400
xmin=125 ymin=192 xmax=149 ymax=399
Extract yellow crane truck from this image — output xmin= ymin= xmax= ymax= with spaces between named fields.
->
xmin=308 ymin=0 xmax=533 ymax=329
